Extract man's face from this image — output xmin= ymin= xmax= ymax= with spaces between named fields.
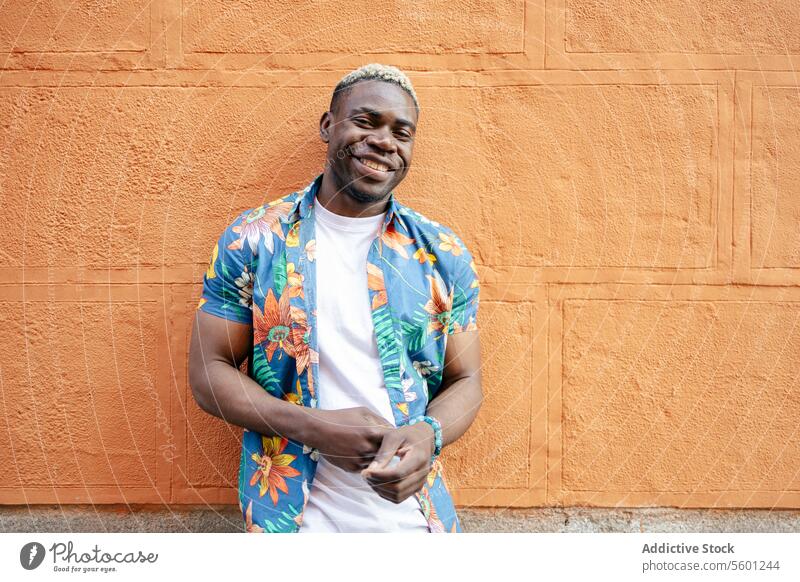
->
xmin=320 ymin=80 xmax=418 ymax=204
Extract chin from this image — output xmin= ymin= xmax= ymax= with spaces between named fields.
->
xmin=344 ymin=181 xmax=391 ymax=204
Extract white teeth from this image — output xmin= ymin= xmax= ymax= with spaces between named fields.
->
xmin=360 ymin=158 xmax=389 ymax=172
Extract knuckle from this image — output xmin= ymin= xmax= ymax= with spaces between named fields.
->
xmin=360 ymin=443 xmax=379 ymax=457
xmin=368 ymin=427 xmax=387 ymax=442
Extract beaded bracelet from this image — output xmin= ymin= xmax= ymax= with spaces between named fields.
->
xmin=409 ymin=415 xmax=442 ymax=464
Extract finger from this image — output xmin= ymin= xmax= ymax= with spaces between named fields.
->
xmin=372 ymin=487 xmax=401 ymax=505
xmin=365 ymin=448 xmax=426 ymax=484
xmin=369 ymin=473 xmax=427 ymax=504
xmin=366 ymin=424 xmax=392 ymax=446
xmin=356 ymin=450 xmax=388 ymax=471
xmin=362 ymin=431 xmax=404 ymax=476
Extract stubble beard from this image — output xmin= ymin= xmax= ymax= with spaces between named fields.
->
xmin=343 ymin=181 xmax=390 ymax=204
xmin=332 ymin=159 xmax=392 ymax=205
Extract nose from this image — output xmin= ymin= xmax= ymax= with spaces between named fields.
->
xmin=365 ymin=126 xmax=397 ymax=154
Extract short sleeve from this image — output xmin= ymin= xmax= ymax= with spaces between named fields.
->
xmin=447 ymin=238 xmax=479 ymax=334
xmin=197 ymin=211 xmax=254 ymax=325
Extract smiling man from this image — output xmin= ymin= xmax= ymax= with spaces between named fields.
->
xmin=189 ymin=64 xmax=482 ymax=533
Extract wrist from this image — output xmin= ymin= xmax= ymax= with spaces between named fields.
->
xmin=408 ymin=415 xmax=443 ymax=463
xmin=284 ymin=405 xmax=325 ymax=449
xmin=408 ymin=421 xmax=435 ymax=457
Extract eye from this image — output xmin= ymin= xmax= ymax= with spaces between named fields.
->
xmin=352 ymin=116 xmax=372 ymax=127
xmin=394 ymin=130 xmax=413 ymax=141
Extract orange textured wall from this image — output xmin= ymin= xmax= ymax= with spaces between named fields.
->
xmin=2 ymin=1 xmax=799 ymax=510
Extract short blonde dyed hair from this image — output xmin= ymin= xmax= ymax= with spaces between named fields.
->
xmin=331 ymin=63 xmax=419 ymax=111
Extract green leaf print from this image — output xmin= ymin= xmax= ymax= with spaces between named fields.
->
xmin=251 ymin=345 xmax=281 ymax=396
xmin=450 ymin=288 xmax=468 ymax=331
xmin=273 ymin=251 xmax=287 ymax=295
xmin=400 ymin=318 xmax=428 ymax=353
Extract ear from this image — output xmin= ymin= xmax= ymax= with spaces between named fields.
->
xmin=319 ymin=111 xmax=332 ymax=143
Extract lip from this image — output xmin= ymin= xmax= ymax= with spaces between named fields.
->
xmin=351 ymin=155 xmax=395 ymax=181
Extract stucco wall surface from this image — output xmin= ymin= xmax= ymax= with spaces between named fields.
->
xmin=1 ymin=1 xmax=799 ymax=518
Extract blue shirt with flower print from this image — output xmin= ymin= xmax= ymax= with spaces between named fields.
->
xmin=199 ymin=174 xmax=479 ymax=533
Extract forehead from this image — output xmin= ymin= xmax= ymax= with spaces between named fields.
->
xmin=337 ymin=80 xmax=418 ymax=122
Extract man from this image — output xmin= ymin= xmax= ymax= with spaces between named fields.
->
xmin=189 ymin=64 xmax=482 ymax=533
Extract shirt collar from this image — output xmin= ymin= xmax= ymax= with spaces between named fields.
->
xmin=285 ymin=173 xmax=399 ymax=233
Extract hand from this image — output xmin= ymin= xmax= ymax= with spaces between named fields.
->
xmin=360 ymin=423 xmax=435 ymax=504
xmin=303 ymin=407 xmax=393 ymax=472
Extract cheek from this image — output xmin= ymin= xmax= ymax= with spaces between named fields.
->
xmin=328 ymin=133 xmax=352 ymax=156
xmin=398 ymin=152 xmax=413 ymax=176
xmin=330 ymin=144 xmax=352 ymax=166
xmin=402 ymin=146 xmax=414 ymax=166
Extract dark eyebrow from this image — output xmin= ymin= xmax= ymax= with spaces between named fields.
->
xmin=349 ymin=106 xmax=416 ymax=132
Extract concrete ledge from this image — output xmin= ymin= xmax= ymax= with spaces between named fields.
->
xmin=1 ymin=506 xmax=799 ymax=533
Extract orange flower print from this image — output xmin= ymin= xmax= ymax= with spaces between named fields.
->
xmin=250 ymin=436 xmax=301 ymax=506
xmin=381 ymin=221 xmax=415 ymax=259
xmin=413 ymin=248 xmax=437 ymax=265
xmin=367 ymin=263 xmax=388 ymax=309
xmin=437 ymin=232 xmax=462 ymax=256
xmin=289 ymin=306 xmax=309 ymax=373
xmin=253 ymin=289 xmax=295 ymax=361
xmin=284 ymin=379 xmax=303 ymax=406
xmin=426 ymin=466 xmax=437 ymax=488
xmin=286 ymin=263 xmax=304 ymax=298
xmin=423 ymin=271 xmax=453 ymax=334
xmin=229 ymin=201 xmax=293 ymax=255
xmin=287 ymin=304 xmax=318 ymax=396
xmin=245 ymin=500 xmax=265 ymax=533
xmin=426 ymin=459 xmax=445 ymax=488
xmin=286 ymin=222 xmax=300 ymax=247
xmin=206 ymin=242 xmax=219 ymax=279
xmin=450 ymin=318 xmax=478 ymax=334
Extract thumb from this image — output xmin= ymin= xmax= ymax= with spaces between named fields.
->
xmin=363 ymin=431 xmax=403 ymax=475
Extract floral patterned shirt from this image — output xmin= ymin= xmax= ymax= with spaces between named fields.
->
xmin=198 ymin=174 xmax=480 ymax=533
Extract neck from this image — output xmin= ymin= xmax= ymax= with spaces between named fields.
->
xmin=317 ymin=171 xmax=390 ymax=218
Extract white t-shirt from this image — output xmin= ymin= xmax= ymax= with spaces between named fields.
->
xmin=298 ymin=198 xmax=429 ymax=533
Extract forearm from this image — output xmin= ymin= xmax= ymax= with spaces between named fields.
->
xmin=190 ymin=359 xmax=319 ymax=446
xmin=425 ymin=371 xmax=483 ymax=448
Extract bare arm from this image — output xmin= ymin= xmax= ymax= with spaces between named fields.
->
xmin=188 ymin=310 xmax=392 ymax=470
xmin=188 ymin=310 xmax=314 ymax=443
xmin=426 ymin=330 xmax=483 ymax=447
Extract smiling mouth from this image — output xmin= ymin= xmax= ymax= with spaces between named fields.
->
xmin=354 ymin=156 xmax=393 ymax=173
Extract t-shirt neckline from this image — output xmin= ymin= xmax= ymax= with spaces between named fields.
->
xmin=314 ymin=197 xmax=386 ymax=233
